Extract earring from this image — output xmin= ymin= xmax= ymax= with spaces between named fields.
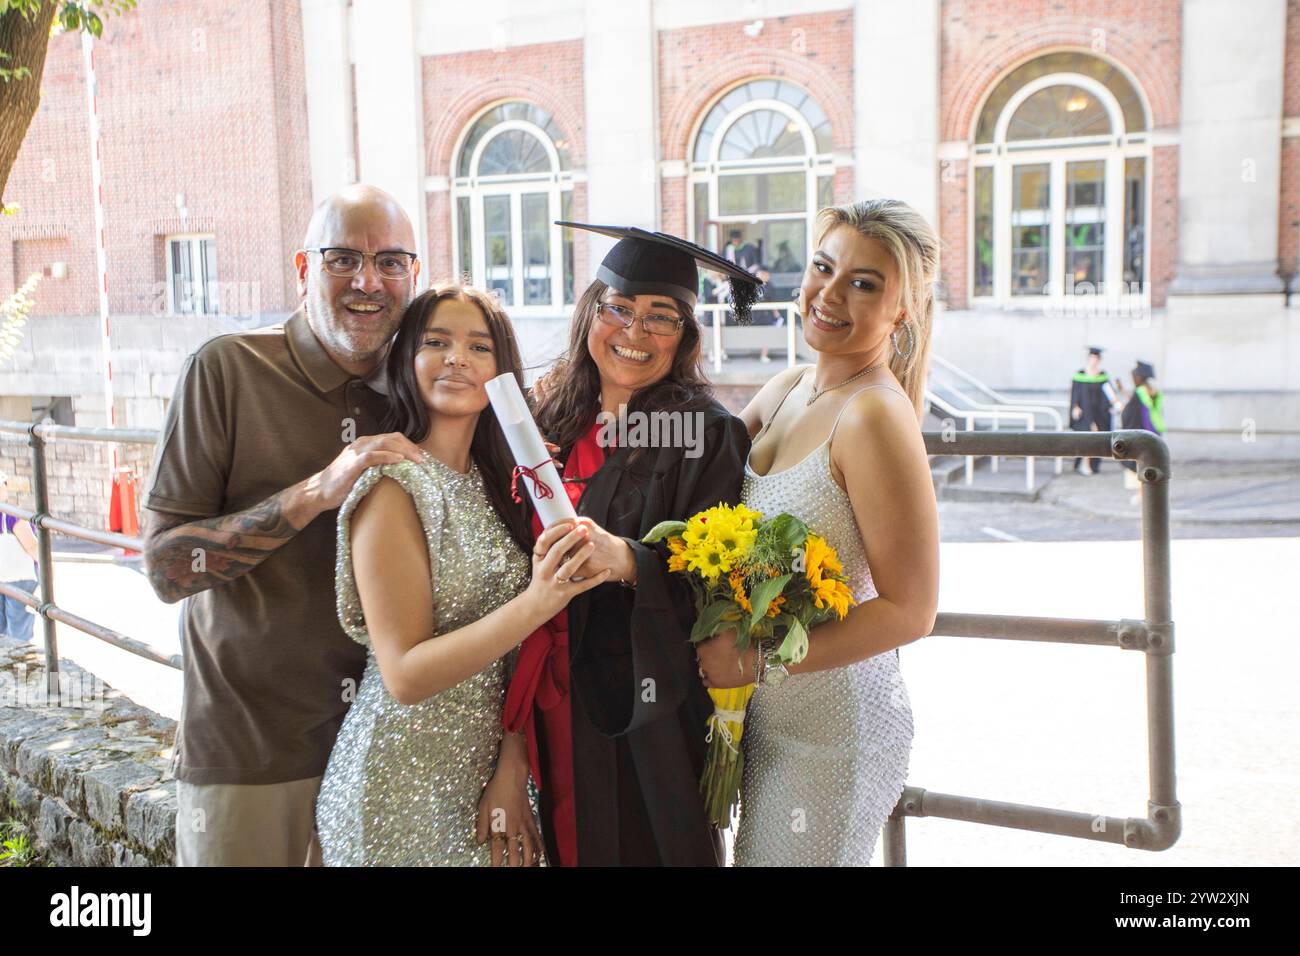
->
xmin=891 ymin=322 xmax=915 ymax=359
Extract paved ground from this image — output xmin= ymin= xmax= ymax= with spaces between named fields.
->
xmin=942 ymin=459 xmax=1300 ymax=542
xmin=890 ymin=534 xmax=1298 ymax=867
xmin=14 ymin=457 xmax=1299 ymax=867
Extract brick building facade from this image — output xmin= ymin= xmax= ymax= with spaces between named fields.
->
xmin=2 ymin=0 xmax=1298 ymax=528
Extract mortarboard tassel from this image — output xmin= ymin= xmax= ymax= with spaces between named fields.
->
xmin=727 ymin=276 xmax=762 ymax=327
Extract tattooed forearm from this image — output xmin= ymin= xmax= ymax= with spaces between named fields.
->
xmin=143 ymin=485 xmax=312 ymax=603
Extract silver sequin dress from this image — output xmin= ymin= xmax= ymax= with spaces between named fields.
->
xmin=316 ymin=457 xmax=530 ymax=866
xmin=734 ymin=381 xmax=915 ymax=866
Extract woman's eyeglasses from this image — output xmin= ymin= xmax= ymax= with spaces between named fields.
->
xmin=596 ymin=301 xmax=683 ymax=336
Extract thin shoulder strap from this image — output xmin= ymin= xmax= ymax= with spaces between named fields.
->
xmin=753 ymin=367 xmax=809 ymax=443
xmin=827 ymin=382 xmax=909 ymax=446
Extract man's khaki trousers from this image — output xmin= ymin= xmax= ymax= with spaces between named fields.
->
xmin=175 ymin=776 xmax=324 ymax=867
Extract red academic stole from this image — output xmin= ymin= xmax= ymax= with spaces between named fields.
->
xmin=502 ymin=419 xmax=608 ymax=867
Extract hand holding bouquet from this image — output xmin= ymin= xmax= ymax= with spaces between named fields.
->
xmin=642 ymin=503 xmax=856 ymax=828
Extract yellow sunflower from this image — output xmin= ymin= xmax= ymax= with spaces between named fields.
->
xmin=803 ymin=534 xmax=843 ymax=585
xmin=685 ymin=537 xmax=732 ymax=582
xmin=679 ymin=504 xmax=759 ymax=581
xmin=728 ymin=569 xmax=752 ymax=613
xmin=666 ymin=535 xmax=688 ymax=573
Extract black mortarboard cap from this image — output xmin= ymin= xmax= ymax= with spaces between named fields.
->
xmin=1088 ymin=345 xmax=1103 ymax=357
xmin=1134 ymin=360 xmax=1156 ymax=379
xmin=556 ymin=221 xmax=764 ymax=325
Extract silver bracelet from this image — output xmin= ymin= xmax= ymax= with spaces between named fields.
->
xmin=619 ymin=540 xmax=638 ymax=588
xmin=753 ymin=639 xmax=767 ymax=686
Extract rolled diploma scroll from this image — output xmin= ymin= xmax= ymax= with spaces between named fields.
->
xmin=485 ymin=372 xmax=578 ymax=529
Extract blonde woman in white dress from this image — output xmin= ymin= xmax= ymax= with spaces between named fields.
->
xmin=697 ymin=199 xmax=941 ymax=866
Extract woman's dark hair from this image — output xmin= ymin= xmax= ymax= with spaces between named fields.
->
xmin=1131 ymin=369 xmax=1157 ymax=392
xmin=381 ymin=284 xmax=531 ymax=554
xmin=533 ymin=280 xmax=713 ymax=461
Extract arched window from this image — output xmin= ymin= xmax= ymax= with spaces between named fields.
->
xmin=688 ymin=79 xmax=836 ymax=309
xmin=451 ymin=101 xmax=576 ymax=311
xmin=970 ymin=52 xmax=1150 ymax=305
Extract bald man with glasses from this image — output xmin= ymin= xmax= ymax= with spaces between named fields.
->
xmin=143 ymin=185 xmax=428 ymax=866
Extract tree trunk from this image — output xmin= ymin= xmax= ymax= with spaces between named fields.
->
xmin=0 ymin=1 xmax=61 ymax=205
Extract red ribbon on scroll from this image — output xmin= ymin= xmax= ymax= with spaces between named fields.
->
xmin=510 ymin=459 xmax=559 ymax=504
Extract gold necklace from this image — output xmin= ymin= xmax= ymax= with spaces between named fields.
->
xmin=806 ymin=361 xmax=886 ymax=406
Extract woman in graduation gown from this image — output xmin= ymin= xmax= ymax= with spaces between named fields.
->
xmin=501 ymin=222 xmax=759 ymax=866
xmin=1120 ymin=359 xmax=1166 ymax=494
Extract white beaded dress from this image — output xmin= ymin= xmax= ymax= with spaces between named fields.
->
xmin=316 ymin=456 xmax=530 ymax=866
xmin=734 ymin=376 xmax=915 ymax=866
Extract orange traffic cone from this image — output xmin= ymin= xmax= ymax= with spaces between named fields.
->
xmin=108 ymin=467 xmax=139 ymax=555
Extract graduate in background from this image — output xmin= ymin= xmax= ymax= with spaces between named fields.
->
xmin=1069 ymin=346 xmax=1125 ymax=475
xmin=1120 ymin=359 xmax=1166 ymax=501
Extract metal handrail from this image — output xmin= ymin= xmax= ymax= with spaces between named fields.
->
xmin=926 ymin=392 xmax=1042 ymax=490
xmin=881 ymin=427 xmax=1178 ymax=863
xmin=696 ymin=301 xmax=801 ymax=373
xmin=694 ymin=317 xmax=1070 ymax=491
xmin=928 ymin=354 xmax=1068 ymax=483
xmin=1 ymin=418 xmax=1176 ymax=865
xmin=0 ymin=420 xmax=165 ymax=692
xmin=930 ymin=380 xmax=1062 ymax=424
xmin=0 ymin=420 xmax=158 ymax=443
xmin=930 ymin=353 xmax=1068 ymax=424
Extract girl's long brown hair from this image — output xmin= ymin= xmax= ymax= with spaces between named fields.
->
xmin=381 ymin=284 xmax=531 ymax=553
xmin=533 ymin=280 xmax=713 ymax=461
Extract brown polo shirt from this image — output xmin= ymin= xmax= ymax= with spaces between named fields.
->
xmin=145 ymin=307 xmax=389 ymax=785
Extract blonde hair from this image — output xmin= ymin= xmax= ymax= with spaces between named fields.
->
xmin=814 ymin=199 xmax=939 ymax=424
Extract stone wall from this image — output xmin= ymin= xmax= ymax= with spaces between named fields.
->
xmin=1 ymin=437 xmax=113 ymax=532
xmin=0 ymin=636 xmax=176 ymax=867
xmin=0 ymin=310 xmax=272 ymax=533
xmin=0 ymin=435 xmax=160 ymax=538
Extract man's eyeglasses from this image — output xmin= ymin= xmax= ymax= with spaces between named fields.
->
xmin=305 ymin=247 xmax=417 ymax=279
xmin=596 ymin=301 xmax=684 ymax=337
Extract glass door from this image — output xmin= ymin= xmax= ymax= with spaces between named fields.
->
xmin=521 ymin=192 xmax=551 ymax=306
xmin=482 ymin=194 xmax=513 ymax=302
xmin=1011 ymin=163 xmax=1050 ymax=296
xmin=1065 ymin=160 xmax=1105 ymax=294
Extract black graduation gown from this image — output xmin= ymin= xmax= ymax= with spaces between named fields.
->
xmin=1119 ymin=392 xmax=1144 ymax=473
xmin=543 ymin=398 xmax=749 ymax=866
xmin=1069 ymin=371 xmax=1113 ymax=432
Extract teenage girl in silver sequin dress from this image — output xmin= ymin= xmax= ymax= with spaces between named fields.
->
xmin=316 ymin=287 xmax=610 ymax=866
xmin=696 ymin=200 xmax=941 ymax=866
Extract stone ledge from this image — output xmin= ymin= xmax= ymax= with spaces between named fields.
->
xmin=0 ymin=636 xmax=176 ymax=866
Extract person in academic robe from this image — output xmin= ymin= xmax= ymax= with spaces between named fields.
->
xmin=1120 ymin=359 xmax=1166 ymax=496
xmin=502 ymin=221 xmax=760 ymax=866
xmin=1069 ymin=345 xmax=1123 ymax=474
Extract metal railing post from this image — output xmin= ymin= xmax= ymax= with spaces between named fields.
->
xmin=1027 ymin=418 xmax=1036 ymax=492
xmin=27 ymin=422 xmax=60 ymax=698
xmin=964 ymin=415 xmax=974 ymax=484
xmin=1129 ymin=431 xmax=1181 ymax=850
xmin=882 ymin=805 xmax=907 ymax=867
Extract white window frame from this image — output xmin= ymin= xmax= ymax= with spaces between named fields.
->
xmin=686 ymin=85 xmax=836 ymax=278
xmin=970 ymin=72 xmax=1152 ymax=311
xmin=164 ymin=234 xmax=218 ymax=315
xmin=449 ymin=111 xmax=575 ymax=316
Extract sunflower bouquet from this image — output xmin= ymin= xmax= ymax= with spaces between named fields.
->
xmin=642 ymin=502 xmax=856 ymax=828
